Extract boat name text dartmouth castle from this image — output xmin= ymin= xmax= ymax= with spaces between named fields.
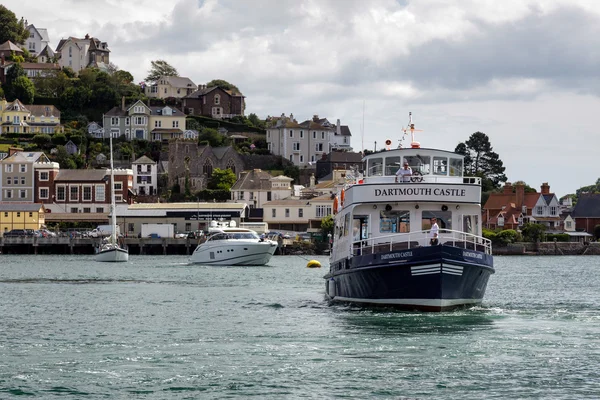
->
xmin=374 ymin=188 xmax=467 ymax=197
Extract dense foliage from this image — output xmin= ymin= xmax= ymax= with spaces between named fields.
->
xmin=455 ymin=131 xmax=507 ymax=192
xmin=0 ymin=6 xmax=29 ymax=45
xmin=145 ymin=60 xmax=179 ymax=82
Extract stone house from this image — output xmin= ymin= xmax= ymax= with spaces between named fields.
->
xmin=182 ymin=85 xmax=245 ymax=119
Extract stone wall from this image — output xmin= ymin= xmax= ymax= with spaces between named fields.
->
xmin=492 ymin=241 xmax=600 ymax=255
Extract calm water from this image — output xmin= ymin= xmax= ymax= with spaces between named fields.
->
xmin=0 ymin=254 xmax=599 ymax=399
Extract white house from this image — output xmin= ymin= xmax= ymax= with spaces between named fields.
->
xmin=266 ymin=113 xmax=333 ymax=167
xmin=55 ymin=34 xmax=110 ymax=73
xmin=330 ymin=119 xmax=353 ymax=151
xmin=25 ymin=24 xmax=50 ymax=57
xmin=230 ymin=169 xmax=293 ymax=209
xmin=262 ymin=194 xmax=333 ymax=232
xmin=132 ymin=155 xmax=157 ymax=196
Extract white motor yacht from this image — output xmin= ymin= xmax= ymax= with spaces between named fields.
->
xmin=189 ymin=228 xmax=277 ymax=266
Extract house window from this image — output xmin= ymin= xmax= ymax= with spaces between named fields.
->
xmin=20 ymin=164 xmax=26 ymax=173
xmin=115 ymin=195 xmax=123 ymax=202
xmin=111 ymin=117 xmax=119 ymax=125
xmin=289 ymin=154 xmax=293 ymax=162
xmin=96 ymin=207 xmax=105 ymax=213
xmin=550 ymin=206 xmax=557 ymax=216
xmin=126 ymin=117 xmax=130 ymax=125
xmin=312 ymin=131 xmax=316 ymax=139
xmin=71 ymin=208 xmax=78 ymax=213
xmin=154 ymin=120 xmax=162 ymax=128
xmin=70 ymin=186 xmax=79 ymax=201
xmin=214 ymin=94 xmax=220 ymax=105
xmin=5 ymin=165 xmax=13 ymax=173
xmin=293 ymin=142 xmax=300 ymax=151
xmin=267 ymin=192 xmax=272 ymax=201
xmin=114 ymin=182 xmax=123 ymax=191
xmin=321 ymin=131 xmax=325 ymax=139
xmin=5 ymin=190 xmax=13 ymax=198
xmin=39 ymin=188 xmax=49 ymax=199
xmin=29 ymin=212 xmax=33 ymax=218
xmin=83 ymin=186 xmax=92 ymax=201
xmin=316 ymin=205 xmax=332 ymax=218
xmin=289 ymin=130 xmax=293 ymax=138
xmin=285 ymin=209 xmax=290 ymax=217
xmin=19 ymin=190 xmax=26 ymax=199
xmin=20 ymin=177 xmax=25 ymax=185
xmin=6 ymin=177 xmax=11 ymax=185
xmin=300 ymin=155 xmax=304 ymax=163
xmin=40 ymin=171 xmax=49 ymax=181
xmin=536 ymin=206 xmax=543 ymax=215
xmin=16 ymin=212 xmax=20 ymax=218
xmin=203 ymin=160 xmax=213 ymax=176
xmin=315 ymin=143 xmax=323 ymax=152
xmin=134 ymin=116 xmax=145 ymax=125
xmin=299 ymin=208 xmax=303 ymax=217
xmin=56 ymin=186 xmax=65 ymax=201
xmin=300 ymin=130 xmax=304 ymax=138
xmin=188 ymin=108 xmax=194 ymax=114
xmin=173 ymin=121 xmax=179 ymax=128
xmin=566 ymin=221 xmax=572 ymax=229
xmin=272 ymin=209 xmax=276 ymax=218
xmin=96 ymin=185 xmax=105 ymax=202
xmin=83 ymin=208 xmax=91 ymax=213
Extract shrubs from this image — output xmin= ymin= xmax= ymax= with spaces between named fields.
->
xmin=545 ymin=233 xmax=570 ymax=242
xmin=484 ymin=228 xmax=522 ymax=246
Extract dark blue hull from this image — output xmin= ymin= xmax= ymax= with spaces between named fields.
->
xmin=325 ymin=245 xmax=494 ymax=311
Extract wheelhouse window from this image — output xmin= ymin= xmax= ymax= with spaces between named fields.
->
xmin=449 ymin=158 xmax=463 ymax=176
xmin=433 ymin=156 xmax=448 ymax=176
xmin=405 ymin=155 xmax=430 ymax=175
xmin=380 ymin=209 xmax=410 ymax=233
xmin=367 ymin=157 xmax=383 ymax=176
xmin=422 ymin=211 xmax=452 ymax=231
xmin=384 ymin=156 xmax=400 ymax=175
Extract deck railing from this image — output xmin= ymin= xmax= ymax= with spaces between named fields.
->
xmin=351 ymin=229 xmax=492 ymax=256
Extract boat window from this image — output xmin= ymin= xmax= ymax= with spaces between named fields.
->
xmin=352 ymin=216 xmax=369 ymax=241
xmin=344 ymin=214 xmax=351 ymax=236
xmin=384 ymin=156 xmax=400 ymax=175
xmin=462 ymin=215 xmax=479 ymax=235
xmin=367 ymin=158 xmax=383 ymax=176
xmin=405 ymin=155 xmax=430 ymax=175
xmin=210 ymin=233 xmax=226 ymax=241
xmin=422 ymin=211 xmax=452 ymax=231
xmin=449 ymin=158 xmax=463 ymax=176
xmin=433 ymin=156 xmax=448 ymax=176
xmin=379 ymin=210 xmax=410 ymax=233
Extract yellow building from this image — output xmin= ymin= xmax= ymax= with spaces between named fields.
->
xmin=0 ymin=99 xmax=63 ymax=134
xmin=148 ymin=105 xmax=186 ymax=141
xmin=0 ymin=203 xmax=45 ymax=235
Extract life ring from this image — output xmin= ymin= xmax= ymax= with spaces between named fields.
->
xmin=340 ymin=189 xmax=345 ymax=207
xmin=333 ymin=196 xmax=339 ymax=214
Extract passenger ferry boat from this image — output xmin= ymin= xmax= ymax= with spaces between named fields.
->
xmin=189 ymin=227 xmax=277 ymax=266
xmin=324 ymin=113 xmax=494 ymax=311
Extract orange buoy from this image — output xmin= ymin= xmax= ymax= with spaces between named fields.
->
xmin=333 ymin=196 xmax=339 ymax=214
xmin=340 ymin=189 xmax=345 ymax=207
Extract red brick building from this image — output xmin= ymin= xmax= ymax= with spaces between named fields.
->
xmin=181 ymin=85 xmax=245 ymax=119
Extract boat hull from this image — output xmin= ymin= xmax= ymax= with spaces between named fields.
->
xmin=189 ymin=241 xmax=277 ymax=266
xmin=95 ymin=247 xmax=129 ymax=262
xmin=325 ymin=244 xmax=494 ymax=311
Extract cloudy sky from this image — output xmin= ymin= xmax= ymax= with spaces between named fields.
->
xmin=6 ymin=0 xmax=600 ymax=197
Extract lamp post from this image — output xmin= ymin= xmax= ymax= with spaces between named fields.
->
xmin=197 ymin=197 xmax=200 ymax=232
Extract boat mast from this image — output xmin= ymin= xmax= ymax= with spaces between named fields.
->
xmin=109 ymin=135 xmax=116 ymax=246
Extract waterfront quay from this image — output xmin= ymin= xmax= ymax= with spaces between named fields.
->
xmin=0 ymin=236 xmax=200 ymax=255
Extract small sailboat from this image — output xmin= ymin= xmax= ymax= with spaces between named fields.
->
xmin=95 ymin=136 xmax=129 ymax=262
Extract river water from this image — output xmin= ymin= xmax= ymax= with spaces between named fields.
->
xmin=0 ymin=254 xmax=599 ymax=399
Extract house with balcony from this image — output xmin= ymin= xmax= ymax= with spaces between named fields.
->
xmin=182 ymin=85 xmax=245 ymax=119
xmin=25 ymin=23 xmax=50 ymax=57
xmin=0 ymin=148 xmax=50 ymax=202
xmin=230 ymin=169 xmax=293 ymax=209
xmin=0 ymin=99 xmax=63 ymax=135
xmin=132 ymin=155 xmax=157 ymax=196
xmin=102 ymin=99 xmax=185 ymax=141
xmin=483 ymin=182 xmax=561 ymax=231
xmin=266 ymin=114 xmax=334 ymax=167
xmin=145 ymin=76 xmax=197 ymax=99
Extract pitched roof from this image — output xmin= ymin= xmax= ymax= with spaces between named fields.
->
xmin=0 ymin=40 xmax=23 ymax=52
xmin=3 ymin=151 xmax=48 ymax=163
xmin=38 ymin=45 xmax=55 ymax=58
xmin=27 ymin=25 xmax=50 ymax=42
xmin=158 ymin=76 xmax=196 ymax=88
xmin=299 ymin=120 xmax=332 ymax=130
xmin=231 ymin=169 xmax=275 ymax=191
xmin=338 ymin=125 xmax=352 ymax=136
xmin=3 ymin=99 xmax=29 ymax=112
xmin=571 ymin=194 xmax=600 ymax=218
xmin=148 ymin=106 xmax=184 ymax=116
xmin=26 ymin=105 xmax=61 ymax=118
xmin=0 ymin=203 xmax=44 ymax=212
xmin=55 ymin=169 xmax=108 ymax=181
xmin=483 ymin=192 xmax=540 ymax=211
xmin=183 ymin=86 xmax=219 ymax=98
xmin=132 ymin=155 xmax=156 ymax=165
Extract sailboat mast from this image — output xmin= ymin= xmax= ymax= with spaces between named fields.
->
xmin=109 ymin=136 xmax=116 ymax=246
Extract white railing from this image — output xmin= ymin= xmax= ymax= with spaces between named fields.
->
xmin=360 ymin=166 xmax=481 ymax=185
xmin=351 ymin=229 xmax=492 ymax=256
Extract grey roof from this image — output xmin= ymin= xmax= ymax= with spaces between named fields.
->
xmin=211 ymin=147 xmax=232 ymax=160
xmin=132 ymin=155 xmax=156 ymax=165
xmin=231 ymin=169 xmax=274 ymax=191
xmin=56 ymin=169 xmax=108 ymax=181
xmin=38 ymin=45 xmax=55 ymax=58
xmin=338 ymin=125 xmax=352 ymax=136
xmin=183 ymin=86 xmax=219 ymax=98
xmin=158 ymin=161 xmax=169 ymax=174
xmin=571 ymin=194 xmax=600 ymax=218
xmin=27 ymin=25 xmax=50 ymax=42
xmin=148 ymin=105 xmax=184 ymax=116
xmin=0 ymin=40 xmax=23 ymax=52
xmin=158 ymin=76 xmax=196 ymax=88
xmin=4 ymin=151 xmax=48 ymax=163
xmin=0 ymin=203 xmax=44 ymax=212
xmin=27 ymin=104 xmax=61 ymax=118
xmin=320 ymin=151 xmax=363 ymax=163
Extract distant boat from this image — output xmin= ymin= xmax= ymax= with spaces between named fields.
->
xmin=189 ymin=227 xmax=277 ymax=266
xmin=324 ymin=113 xmax=494 ymax=311
xmin=95 ymin=136 xmax=129 ymax=263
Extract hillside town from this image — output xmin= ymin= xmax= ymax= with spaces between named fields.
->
xmin=1 ymin=8 xmax=600 ymax=253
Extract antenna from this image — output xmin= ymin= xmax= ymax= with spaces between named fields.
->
xmin=362 ymin=100 xmax=365 ymax=152
xmin=402 ymin=111 xmax=423 ymax=148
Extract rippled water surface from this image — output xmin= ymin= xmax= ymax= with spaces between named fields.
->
xmin=1 ymin=254 xmax=599 ymax=399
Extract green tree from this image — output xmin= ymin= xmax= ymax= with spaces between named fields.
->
xmin=52 ymin=133 xmax=67 ymax=146
xmin=320 ymin=215 xmax=334 ymax=241
xmin=283 ymin=164 xmax=300 ymax=184
xmin=207 ymin=168 xmax=237 ymax=190
xmin=54 ymin=145 xmax=76 ymax=169
xmin=247 ymin=113 xmax=265 ymax=128
xmin=198 ymin=127 xmax=227 ymax=147
xmin=512 ymin=180 xmax=537 ymax=193
xmin=0 ymin=6 xmax=29 ymax=45
xmin=145 ymin=60 xmax=178 ymax=82
xmin=3 ymin=62 xmax=26 ymax=100
xmin=32 ymin=134 xmax=52 ymax=149
xmin=205 ymin=79 xmax=241 ymax=94
xmin=33 ymin=69 xmax=71 ymax=97
xmin=61 ymin=66 xmax=77 ymax=78
xmin=455 ymin=131 xmax=507 ymax=191
xmin=521 ymin=223 xmax=546 ymax=242
xmin=10 ymin=75 xmax=35 ymax=103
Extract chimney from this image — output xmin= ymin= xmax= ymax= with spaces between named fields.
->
xmin=503 ymin=182 xmax=512 ymax=194
xmin=516 ymin=183 xmax=525 ymax=208
xmin=336 ymin=119 xmax=341 ymax=136
xmin=121 ymin=96 xmax=125 ymax=111
xmin=540 ymin=182 xmax=550 ymax=195
xmin=313 ymin=114 xmax=319 ymax=122
xmin=309 ymin=173 xmax=315 ymax=188
xmin=9 ymin=146 xmax=24 ymax=156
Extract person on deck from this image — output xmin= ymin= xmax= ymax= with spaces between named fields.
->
xmin=429 ymin=217 xmax=439 ymax=245
xmin=395 ymin=161 xmax=412 ymax=183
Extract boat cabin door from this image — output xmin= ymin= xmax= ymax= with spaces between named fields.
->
xmin=352 ymin=215 xmax=369 ymax=248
